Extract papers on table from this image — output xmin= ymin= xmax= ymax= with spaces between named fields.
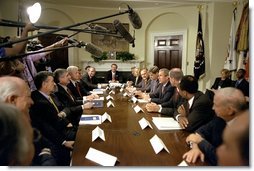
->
xmin=85 ymin=147 xmax=117 ymax=166
xmin=133 ymin=105 xmax=144 ymax=113
xmin=149 ymin=134 xmax=170 ymax=154
xmin=83 ymin=97 xmax=104 ymax=107
xmin=178 ymin=160 xmax=189 ymax=166
xmin=109 ymin=82 xmax=122 ymax=88
xmin=83 ymin=96 xmax=104 ymax=101
xmin=137 ymin=99 xmax=149 ymax=103
xmin=102 ymin=112 xmax=112 ymax=123
xmin=106 ymin=95 xmax=114 ymax=100
xmin=107 ymin=100 xmax=115 ymax=107
xmin=79 ymin=115 xmax=101 ymax=125
xmin=120 ymin=87 xmax=124 ymax=92
xmin=152 ymin=117 xmax=182 ymax=130
xmin=92 ymin=126 xmax=105 ymax=141
xmin=139 ymin=118 xmax=153 ymax=130
xmin=90 ymin=89 xmax=104 ymax=95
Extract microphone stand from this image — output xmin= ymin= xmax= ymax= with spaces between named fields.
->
xmin=0 ymin=9 xmax=131 ymax=48
xmin=0 ymin=19 xmax=123 ymax=38
xmin=0 ymin=44 xmax=76 ymax=62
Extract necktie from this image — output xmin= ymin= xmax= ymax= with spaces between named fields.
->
xmin=112 ymin=73 xmax=115 ymax=81
xmin=184 ymin=102 xmax=190 ymax=116
xmin=161 ymin=85 xmax=165 ymax=93
xmin=67 ymin=88 xmax=75 ymax=101
xmin=75 ymin=82 xmax=82 ymax=97
xmin=49 ymin=96 xmax=59 ymax=113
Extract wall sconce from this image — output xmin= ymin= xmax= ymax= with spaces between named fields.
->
xmin=27 ymin=2 xmax=41 ymax=23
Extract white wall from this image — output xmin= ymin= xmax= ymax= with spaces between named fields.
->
xmin=0 ymin=0 xmax=247 ymax=91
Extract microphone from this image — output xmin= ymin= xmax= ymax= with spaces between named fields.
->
xmin=127 ymin=5 xmax=142 ymax=29
xmin=113 ymin=20 xmax=135 ymax=47
xmin=85 ymin=43 xmax=103 ymax=58
xmin=93 ymin=24 xmax=110 ymax=32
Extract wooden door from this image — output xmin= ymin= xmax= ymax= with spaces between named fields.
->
xmin=154 ymin=35 xmax=182 ymax=70
xmin=37 ymin=33 xmax=69 ymax=72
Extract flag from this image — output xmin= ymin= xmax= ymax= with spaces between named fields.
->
xmin=194 ymin=11 xmax=205 ymax=80
xmin=224 ymin=8 xmax=237 ymax=71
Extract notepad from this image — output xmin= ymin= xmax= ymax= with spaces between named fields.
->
xmin=152 ymin=117 xmax=182 ymax=130
xmin=79 ymin=115 xmax=101 ymax=125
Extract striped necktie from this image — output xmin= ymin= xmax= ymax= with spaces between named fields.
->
xmin=48 ymin=96 xmax=59 ymax=113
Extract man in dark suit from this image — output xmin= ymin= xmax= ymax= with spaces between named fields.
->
xmin=106 ymin=63 xmax=122 ymax=82
xmin=53 ymin=68 xmax=94 ymax=125
xmin=67 ymin=65 xmax=89 ymax=100
xmin=127 ymin=67 xmax=142 ymax=86
xmin=81 ymin=66 xmax=100 ymax=91
xmin=182 ymin=87 xmax=247 ymax=165
xmin=135 ymin=68 xmax=151 ymax=93
xmin=146 ymin=68 xmax=184 ymax=116
xmin=142 ymin=68 xmax=173 ymax=104
xmin=148 ymin=66 xmax=159 ymax=94
xmin=30 ymin=71 xmax=76 ymax=152
xmin=175 ymin=75 xmax=214 ymax=132
xmin=232 ymin=69 xmax=249 ymax=98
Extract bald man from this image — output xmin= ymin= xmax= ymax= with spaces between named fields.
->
xmin=217 ymin=110 xmax=249 ymax=166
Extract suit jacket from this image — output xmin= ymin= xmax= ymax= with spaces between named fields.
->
xmin=82 ymin=73 xmax=99 ymax=91
xmin=149 ymin=82 xmax=174 ymax=104
xmin=160 ymin=87 xmax=184 ymax=117
xmin=196 ymin=116 xmax=226 ymax=165
xmin=30 ymin=90 xmax=75 ymax=146
xmin=106 ymin=70 xmax=122 ymax=82
xmin=149 ymin=79 xmax=159 ymax=94
xmin=211 ymin=77 xmax=232 ymax=89
xmin=232 ymin=78 xmax=249 ymax=97
xmin=55 ymin=84 xmax=83 ymax=125
xmin=67 ymin=81 xmax=88 ymax=100
xmin=128 ymin=75 xmax=142 ymax=86
xmin=135 ymin=79 xmax=151 ymax=92
xmin=174 ymin=91 xmax=215 ymax=132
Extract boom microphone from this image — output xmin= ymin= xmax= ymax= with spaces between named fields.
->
xmin=127 ymin=5 xmax=142 ymax=29
xmin=113 ymin=20 xmax=135 ymax=47
xmin=85 ymin=43 xmax=103 ymax=58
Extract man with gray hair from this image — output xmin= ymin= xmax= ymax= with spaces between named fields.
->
xmin=182 ymin=87 xmax=247 ymax=165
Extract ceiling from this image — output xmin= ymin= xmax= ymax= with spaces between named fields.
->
xmin=38 ymin=0 xmax=236 ymax=10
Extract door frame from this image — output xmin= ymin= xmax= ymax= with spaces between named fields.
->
xmin=150 ymin=30 xmax=187 ymax=74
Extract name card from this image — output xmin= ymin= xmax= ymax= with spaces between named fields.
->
xmin=120 ymin=88 xmax=124 ymax=92
xmin=109 ymin=90 xmax=115 ymax=95
xmin=131 ymin=96 xmax=138 ymax=103
xmin=138 ymin=118 xmax=153 ymax=130
xmin=102 ymin=112 xmax=112 ymax=123
xmin=178 ymin=160 xmax=189 ymax=166
xmin=133 ymin=105 xmax=144 ymax=113
xmin=92 ymin=126 xmax=105 ymax=142
xmin=85 ymin=147 xmax=117 ymax=166
xmin=149 ymin=134 xmax=170 ymax=154
xmin=123 ymin=92 xmax=128 ymax=97
xmin=106 ymin=95 xmax=114 ymax=101
xmin=107 ymin=100 xmax=115 ymax=107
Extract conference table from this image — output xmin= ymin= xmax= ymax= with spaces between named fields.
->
xmin=71 ymin=87 xmax=208 ymax=166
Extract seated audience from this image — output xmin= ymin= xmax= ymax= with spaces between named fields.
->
xmin=106 ymin=63 xmax=122 ymax=82
xmin=176 ymin=75 xmax=214 ymax=132
xmin=232 ymin=68 xmax=249 ymax=98
xmin=0 ymin=76 xmax=61 ymax=166
xmin=182 ymin=87 xmax=247 ymax=165
xmin=0 ymin=103 xmax=34 ymax=166
xmin=146 ymin=68 xmax=184 ymax=117
xmin=216 ymin=110 xmax=249 ymax=166
xmin=211 ymin=68 xmax=232 ymax=90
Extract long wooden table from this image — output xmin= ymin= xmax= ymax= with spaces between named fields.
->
xmin=71 ymin=88 xmax=208 ymax=166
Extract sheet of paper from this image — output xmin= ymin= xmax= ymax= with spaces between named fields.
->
xmin=137 ymin=99 xmax=149 ymax=103
xmin=107 ymin=100 xmax=115 ymax=107
xmin=106 ymin=95 xmax=114 ymax=100
xmin=133 ymin=105 xmax=143 ymax=113
xmin=120 ymin=88 xmax=124 ymax=92
xmin=152 ymin=117 xmax=182 ymax=130
xmin=131 ymin=96 xmax=137 ymax=103
xmin=85 ymin=147 xmax=117 ymax=166
xmin=102 ymin=112 xmax=112 ymax=123
xmin=92 ymin=126 xmax=105 ymax=141
xmin=150 ymin=135 xmax=170 ymax=154
xmin=178 ymin=160 xmax=188 ymax=166
xmin=89 ymin=90 xmax=104 ymax=95
xmin=79 ymin=115 xmax=101 ymax=125
xmin=138 ymin=117 xmax=153 ymax=130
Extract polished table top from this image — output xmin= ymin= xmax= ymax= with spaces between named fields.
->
xmin=71 ymin=88 xmax=208 ymax=166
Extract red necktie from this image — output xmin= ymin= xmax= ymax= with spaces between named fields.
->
xmin=67 ymin=88 xmax=75 ymax=101
xmin=75 ymin=82 xmax=82 ymax=97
